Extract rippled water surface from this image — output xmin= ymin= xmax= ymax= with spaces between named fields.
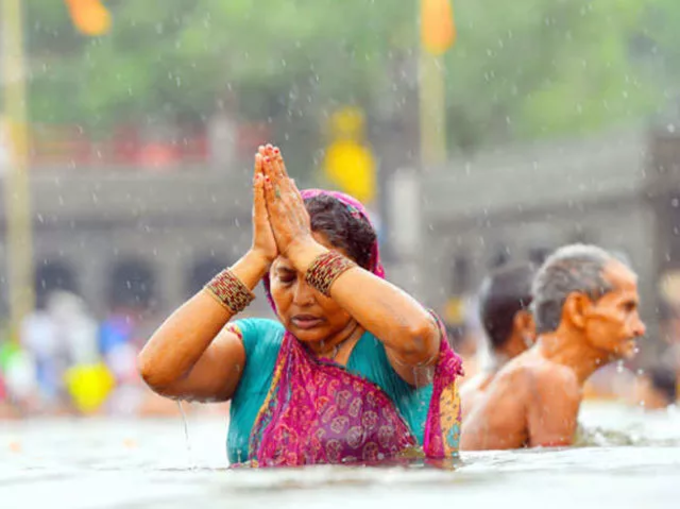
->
xmin=2 ymin=402 xmax=679 ymax=509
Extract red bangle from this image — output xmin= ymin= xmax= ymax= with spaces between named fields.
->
xmin=305 ymin=251 xmax=356 ymax=297
xmin=204 ymin=269 xmax=255 ymax=314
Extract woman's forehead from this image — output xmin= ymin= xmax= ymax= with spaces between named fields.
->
xmin=272 ymin=257 xmax=294 ymax=271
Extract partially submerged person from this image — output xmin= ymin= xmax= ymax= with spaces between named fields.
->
xmin=139 ymin=145 xmax=463 ymax=467
xmin=460 ymin=263 xmax=535 ymax=420
xmin=632 ymin=365 xmax=677 ymax=410
xmin=461 ymin=244 xmax=646 ymax=450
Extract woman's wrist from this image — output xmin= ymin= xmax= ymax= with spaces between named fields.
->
xmin=245 ymin=248 xmax=274 ymax=273
xmin=202 ymin=249 xmax=271 ymax=314
xmin=204 ymin=268 xmax=255 ymax=314
xmin=230 ymin=249 xmax=272 ymax=290
xmin=285 ymin=237 xmax=328 ymax=274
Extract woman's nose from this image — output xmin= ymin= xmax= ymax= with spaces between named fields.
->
xmin=293 ymin=280 xmax=315 ymax=306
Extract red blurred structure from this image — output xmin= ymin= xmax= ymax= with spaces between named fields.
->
xmin=27 ymin=122 xmax=273 ymax=169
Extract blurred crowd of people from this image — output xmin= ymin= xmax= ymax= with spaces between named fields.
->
xmin=1 ymin=261 xmax=678 ymax=421
xmin=0 ymin=291 xmax=223 ymax=419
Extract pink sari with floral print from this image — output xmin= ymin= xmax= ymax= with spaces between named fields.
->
xmin=246 ymin=190 xmax=463 ymax=467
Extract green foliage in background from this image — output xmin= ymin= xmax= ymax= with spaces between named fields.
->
xmin=445 ymin=0 xmax=660 ymax=148
xmin=22 ymin=0 xmax=680 ymax=162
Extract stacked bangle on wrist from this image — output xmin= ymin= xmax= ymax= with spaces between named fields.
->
xmin=204 ymin=268 xmax=255 ymax=314
xmin=305 ymin=251 xmax=357 ymax=297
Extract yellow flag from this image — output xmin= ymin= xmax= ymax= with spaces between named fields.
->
xmin=421 ymin=0 xmax=456 ymax=55
xmin=323 ymin=140 xmax=376 ymax=204
xmin=323 ymin=107 xmax=376 ymax=204
xmin=65 ymin=0 xmax=112 ymax=36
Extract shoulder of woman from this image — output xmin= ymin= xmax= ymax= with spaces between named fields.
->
xmin=230 ymin=317 xmax=283 ymax=333
xmin=227 ymin=318 xmax=284 ymax=352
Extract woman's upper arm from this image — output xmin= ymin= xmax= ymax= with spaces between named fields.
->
xmin=150 ymin=325 xmax=246 ymax=403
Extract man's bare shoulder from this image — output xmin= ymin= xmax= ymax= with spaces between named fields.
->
xmin=490 ymin=352 xmax=540 ymax=386
xmin=493 ymin=351 xmax=579 ymax=398
xmin=511 ymin=353 xmax=581 ymax=405
xmin=461 ymin=355 xmax=536 ymax=450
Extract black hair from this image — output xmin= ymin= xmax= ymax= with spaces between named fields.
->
xmin=479 ymin=262 xmax=535 ymax=350
xmin=304 ymin=194 xmax=376 ymax=270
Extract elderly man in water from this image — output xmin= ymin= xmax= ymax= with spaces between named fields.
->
xmin=461 ymin=244 xmax=646 ymax=450
xmin=461 ymin=263 xmax=536 ymax=420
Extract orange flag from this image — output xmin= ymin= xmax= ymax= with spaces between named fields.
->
xmin=420 ymin=0 xmax=456 ymax=55
xmin=65 ymin=0 xmax=112 ymax=36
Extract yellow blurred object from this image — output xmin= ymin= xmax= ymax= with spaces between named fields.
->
xmin=323 ymin=140 xmax=376 ymax=204
xmin=64 ymin=362 xmax=115 ymax=414
xmin=323 ymin=107 xmax=376 ymax=204
xmin=659 ymin=271 xmax=680 ymax=306
xmin=2 ymin=0 xmax=36 ymax=343
xmin=123 ymin=438 xmax=137 ymax=449
xmin=419 ymin=0 xmax=453 ymax=167
xmin=65 ymin=0 xmax=111 ymax=36
xmin=330 ymin=107 xmax=366 ymax=139
xmin=421 ymin=0 xmax=456 ymax=55
xmin=444 ymin=297 xmax=465 ymax=325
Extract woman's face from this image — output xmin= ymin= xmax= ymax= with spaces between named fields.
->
xmin=269 ymin=232 xmax=357 ymax=344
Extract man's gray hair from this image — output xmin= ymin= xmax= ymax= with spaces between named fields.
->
xmin=531 ymin=244 xmax=618 ymax=334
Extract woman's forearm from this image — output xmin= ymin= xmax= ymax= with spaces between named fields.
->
xmin=137 ymin=249 xmax=269 ymax=389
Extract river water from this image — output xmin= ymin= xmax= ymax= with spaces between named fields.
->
xmin=2 ymin=402 xmax=679 ymax=509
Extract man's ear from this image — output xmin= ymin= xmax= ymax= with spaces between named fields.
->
xmin=563 ymin=292 xmax=591 ymax=330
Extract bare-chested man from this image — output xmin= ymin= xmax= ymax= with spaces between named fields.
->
xmin=461 ymin=245 xmax=646 ymax=450
xmin=461 ymin=263 xmax=536 ymax=420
